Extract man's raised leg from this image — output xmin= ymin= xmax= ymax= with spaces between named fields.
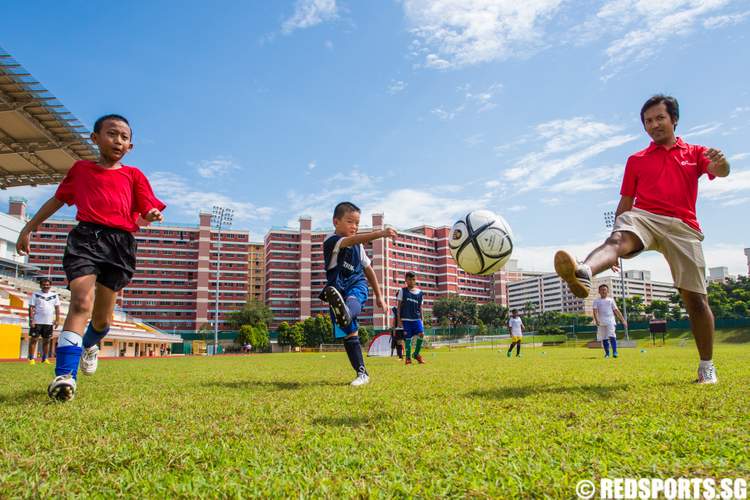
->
xmin=681 ymin=289 xmax=717 ymax=384
xmin=555 ymin=231 xmax=643 ymax=298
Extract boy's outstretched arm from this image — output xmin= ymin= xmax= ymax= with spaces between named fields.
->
xmin=340 ymin=227 xmax=398 ymax=249
xmin=364 ymin=266 xmax=386 ymax=310
xmin=16 ymin=197 xmax=64 ymax=255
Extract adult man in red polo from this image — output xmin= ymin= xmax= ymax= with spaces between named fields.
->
xmin=554 ymin=95 xmax=731 ymax=384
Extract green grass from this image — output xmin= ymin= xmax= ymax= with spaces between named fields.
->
xmin=1 ymin=341 xmax=749 ymax=497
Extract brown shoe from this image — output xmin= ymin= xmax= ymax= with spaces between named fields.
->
xmin=554 ymin=250 xmax=592 ymax=298
xmin=405 ymin=357 xmax=412 ymax=365
xmin=414 ymin=354 xmax=425 ymax=364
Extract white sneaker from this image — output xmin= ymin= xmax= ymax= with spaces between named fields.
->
xmin=81 ymin=345 xmax=99 ymax=376
xmin=695 ymin=364 xmax=718 ymax=384
xmin=350 ymin=373 xmax=370 ymax=387
xmin=48 ymin=374 xmax=77 ymax=401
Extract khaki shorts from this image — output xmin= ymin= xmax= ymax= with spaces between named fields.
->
xmin=613 ymin=208 xmax=706 ymax=294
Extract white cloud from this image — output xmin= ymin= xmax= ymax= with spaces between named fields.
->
xmin=507 ymin=204 xmax=526 ymax=212
xmin=403 ymin=0 xmax=563 ymax=69
xmin=485 ymin=180 xmax=501 ymax=188
xmin=387 ymin=80 xmax=408 ymax=95
xmin=729 ymin=152 xmax=749 ymax=162
xmin=282 ymin=0 xmax=337 ymax=34
xmin=502 ymin=117 xmax=637 ymax=191
xmin=682 ymin=122 xmax=723 ymax=138
xmin=192 ymin=156 xmax=241 ymax=178
xmin=366 ymin=188 xmax=488 ymax=228
xmin=151 ymin=172 xmax=273 ymax=223
xmin=703 ymin=9 xmax=750 ymax=28
xmin=547 ymin=165 xmax=623 ymax=193
xmin=431 ymin=82 xmax=502 ymax=121
xmin=324 ymin=40 xmax=334 ymax=50
xmin=464 ymin=133 xmax=485 ymax=147
xmin=588 ymin=0 xmax=738 ymax=80
xmin=700 ymin=169 xmax=750 ymax=199
xmin=720 ymin=196 xmax=750 ymax=206
xmin=730 ymin=106 xmax=750 ymax=118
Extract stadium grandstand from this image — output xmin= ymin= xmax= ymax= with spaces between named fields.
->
xmin=0 ymin=47 xmax=181 ymax=359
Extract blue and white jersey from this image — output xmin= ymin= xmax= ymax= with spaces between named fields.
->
xmin=322 ymin=233 xmax=371 ymax=293
xmin=397 ymin=287 xmax=423 ymax=321
xmin=30 ymin=291 xmax=60 ymax=325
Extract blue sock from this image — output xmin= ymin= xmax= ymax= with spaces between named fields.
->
xmin=55 ymin=331 xmax=83 ymax=379
xmin=345 ymin=296 xmax=362 ymax=319
xmin=610 ymin=336 xmax=618 ymax=355
xmin=344 ymin=336 xmax=367 ymax=376
xmin=83 ymin=323 xmax=110 ymax=349
xmin=602 ymin=339 xmax=610 ymax=356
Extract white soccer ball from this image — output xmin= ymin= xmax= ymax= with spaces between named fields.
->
xmin=449 ymin=210 xmax=513 ymax=275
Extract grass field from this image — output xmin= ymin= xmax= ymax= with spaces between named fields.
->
xmin=1 ymin=338 xmax=749 ymax=498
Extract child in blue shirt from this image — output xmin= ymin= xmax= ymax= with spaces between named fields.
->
xmin=320 ymin=202 xmax=397 ymax=386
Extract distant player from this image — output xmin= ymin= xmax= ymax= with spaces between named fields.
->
xmin=554 ymin=95 xmax=730 ymax=384
xmin=592 ymin=284 xmax=627 ymax=358
xmin=27 ymin=278 xmax=60 ymax=365
xmin=506 ymin=309 xmax=524 ymax=357
xmin=391 ymin=306 xmax=404 ymax=360
xmin=396 ymin=271 xmax=425 ymax=365
xmin=16 ymin=114 xmax=165 ymax=401
xmin=320 ymin=202 xmax=397 ymax=386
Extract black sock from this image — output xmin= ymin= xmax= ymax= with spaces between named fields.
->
xmin=344 ymin=336 xmax=367 ymax=375
xmin=516 ymin=342 xmax=521 ymax=355
xmin=507 ymin=342 xmax=514 ymax=354
xmin=396 ymin=344 xmax=403 ymax=358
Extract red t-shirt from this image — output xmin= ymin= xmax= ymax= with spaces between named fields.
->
xmin=620 ymin=137 xmax=714 ymax=232
xmin=55 ymin=160 xmax=166 ymax=232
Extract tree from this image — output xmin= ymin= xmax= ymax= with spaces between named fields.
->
xmin=277 ymin=321 xmax=304 ymax=350
xmin=228 ymin=300 xmax=273 ymax=330
xmin=252 ymin=322 xmax=270 ymax=351
xmin=236 ymin=325 xmax=253 ymax=346
xmin=477 ymin=302 xmax=508 ymax=327
xmin=302 ymin=314 xmax=334 ymax=347
xmin=625 ymin=295 xmax=645 ymax=322
xmin=358 ymin=326 xmax=372 ymax=345
xmin=645 ymin=299 xmax=669 ymax=319
xmin=432 ymin=295 xmax=477 ymax=327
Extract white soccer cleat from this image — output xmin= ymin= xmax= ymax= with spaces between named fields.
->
xmin=48 ymin=374 xmax=77 ymax=402
xmin=350 ymin=373 xmax=370 ymax=387
xmin=81 ymin=345 xmax=99 ymax=376
xmin=695 ymin=364 xmax=718 ymax=384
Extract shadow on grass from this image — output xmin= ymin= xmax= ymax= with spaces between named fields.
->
xmin=0 ymin=388 xmax=47 ymax=405
xmin=312 ymin=412 xmax=390 ymax=427
xmin=202 ymin=379 xmax=342 ymax=391
xmin=467 ymin=383 xmax=630 ymax=400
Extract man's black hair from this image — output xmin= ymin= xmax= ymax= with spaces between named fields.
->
xmin=640 ymin=95 xmax=679 ymax=130
xmin=405 ymin=271 xmax=416 ymax=279
xmin=333 ymin=201 xmax=360 ymax=219
xmin=93 ymin=114 xmax=131 ymax=135
xmin=39 ymin=278 xmax=52 ymax=285
xmin=511 ymin=309 xmax=518 ymax=314
xmin=599 ymin=283 xmax=609 ymax=290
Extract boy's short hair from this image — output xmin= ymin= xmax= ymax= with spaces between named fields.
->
xmin=405 ymin=271 xmax=416 ymax=279
xmin=94 ymin=114 xmax=131 ymax=135
xmin=640 ymin=95 xmax=679 ymax=129
xmin=511 ymin=309 xmax=518 ymax=314
xmin=333 ymin=202 xmax=360 ymax=219
xmin=598 ymin=284 xmax=609 ymax=290
xmin=39 ymin=278 xmax=51 ymax=285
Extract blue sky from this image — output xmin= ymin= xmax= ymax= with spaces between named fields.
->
xmin=2 ymin=0 xmax=749 ymax=281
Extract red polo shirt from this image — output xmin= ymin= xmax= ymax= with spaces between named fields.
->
xmin=55 ymin=160 xmax=166 ymax=233
xmin=620 ymin=137 xmax=714 ymax=232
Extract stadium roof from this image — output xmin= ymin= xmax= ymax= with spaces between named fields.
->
xmin=0 ymin=47 xmax=97 ymax=189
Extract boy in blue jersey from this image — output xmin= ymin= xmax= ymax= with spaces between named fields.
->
xmin=320 ymin=202 xmax=398 ymax=386
xmin=397 ymin=271 xmax=426 ymax=365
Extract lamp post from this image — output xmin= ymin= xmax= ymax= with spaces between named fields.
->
xmin=211 ymin=206 xmax=234 ymax=355
xmin=604 ymin=211 xmax=629 ymax=340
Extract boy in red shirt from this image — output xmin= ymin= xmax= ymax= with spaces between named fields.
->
xmin=17 ymin=114 xmax=165 ymax=401
xmin=554 ymin=95 xmax=730 ymax=384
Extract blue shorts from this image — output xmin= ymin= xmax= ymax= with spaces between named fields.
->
xmin=331 ymin=284 xmax=369 ymax=337
xmin=402 ymin=320 xmax=424 ymax=339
